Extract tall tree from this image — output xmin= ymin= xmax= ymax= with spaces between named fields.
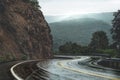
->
xmin=111 ymin=10 xmax=120 ymax=51
xmin=89 ymin=31 xmax=109 ymax=50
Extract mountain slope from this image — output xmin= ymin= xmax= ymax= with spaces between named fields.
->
xmin=50 ymin=18 xmax=112 ymax=50
xmin=0 ymin=0 xmax=52 ymax=60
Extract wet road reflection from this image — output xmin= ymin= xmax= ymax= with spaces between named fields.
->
xmin=36 ymin=57 xmax=120 ymax=80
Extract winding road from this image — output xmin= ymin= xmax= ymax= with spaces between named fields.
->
xmin=36 ymin=56 xmax=120 ymax=80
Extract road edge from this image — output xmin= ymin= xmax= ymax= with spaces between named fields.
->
xmin=10 ymin=60 xmax=37 ymax=80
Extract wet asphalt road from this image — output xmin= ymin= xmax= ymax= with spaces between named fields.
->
xmin=37 ymin=57 xmax=120 ymax=80
xmin=0 ymin=57 xmax=119 ymax=80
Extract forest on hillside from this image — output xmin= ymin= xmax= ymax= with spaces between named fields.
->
xmin=53 ymin=11 xmax=120 ymax=57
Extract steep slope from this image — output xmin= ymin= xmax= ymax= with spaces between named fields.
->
xmin=50 ymin=18 xmax=112 ymax=50
xmin=0 ymin=0 xmax=52 ymax=60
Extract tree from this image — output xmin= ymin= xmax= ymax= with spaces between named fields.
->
xmin=23 ymin=0 xmax=40 ymax=9
xmin=30 ymin=0 xmax=40 ymax=8
xmin=59 ymin=42 xmax=73 ymax=53
xmin=89 ymin=31 xmax=109 ymax=50
xmin=59 ymin=42 xmax=81 ymax=54
xmin=111 ymin=10 xmax=120 ymax=51
xmin=71 ymin=43 xmax=81 ymax=54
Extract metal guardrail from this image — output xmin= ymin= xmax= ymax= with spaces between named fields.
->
xmin=10 ymin=60 xmax=37 ymax=80
xmin=98 ymin=59 xmax=120 ymax=70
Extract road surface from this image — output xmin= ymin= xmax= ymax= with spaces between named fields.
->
xmin=36 ymin=56 xmax=120 ymax=80
xmin=0 ymin=61 xmax=20 ymax=80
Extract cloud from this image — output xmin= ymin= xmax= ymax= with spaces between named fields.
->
xmin=38 ymin=0 xmax=120 ymax=15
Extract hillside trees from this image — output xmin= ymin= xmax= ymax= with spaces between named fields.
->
xmin=111 ymin=10 xmax=120 ymax=51
xmin=89 ymin=31 xmax=109 ymax=50
xmin=59 ymin=42 xmax=81 ymax=54
xmin=58 ymin=31 xmax=109 ymax=55
xmin=58 ymin=30 xmax=118 ymax=56
xmin=59 ymin=42 xmax=91 ymax=55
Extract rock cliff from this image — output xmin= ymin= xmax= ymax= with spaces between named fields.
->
xmin=0 ymin=0 xmax=52 ymax=60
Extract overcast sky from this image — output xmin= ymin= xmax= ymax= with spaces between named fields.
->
xmin=38 ymin=0 xmax=120 ymax=15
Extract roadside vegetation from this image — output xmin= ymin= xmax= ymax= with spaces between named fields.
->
xmin=23 ymin=0 xmax=40 ymax=9
xmin=58 ymin=31 xmax=118 ymax=57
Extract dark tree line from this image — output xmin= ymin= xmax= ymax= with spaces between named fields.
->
xmin=111 ymin=10 xmax=120 ymax=56
xmin=59 ymin=42 xmax=82 ymax=54
xmin=59 ymin=31 xmax=109 ymax=55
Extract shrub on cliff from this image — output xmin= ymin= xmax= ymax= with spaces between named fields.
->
xmin=23 ymin=0 xmax=40 ymax=9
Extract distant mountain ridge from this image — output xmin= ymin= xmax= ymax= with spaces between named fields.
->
xmin=46 ymin=12 xmax=114 ymax=50
xmin=45 ymin=12 xmax=113 ymax=24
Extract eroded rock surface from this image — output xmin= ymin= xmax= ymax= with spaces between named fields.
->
xmin=0 ymin=0 xmax=52 ymax=60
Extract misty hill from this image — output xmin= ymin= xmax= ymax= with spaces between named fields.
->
xmin=45 ymin=12 xmax=113 ymax=23
xmin=49 ymin=18 xmax=113 ymax=50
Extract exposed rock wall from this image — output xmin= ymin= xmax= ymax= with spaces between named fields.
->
xmin=0 ymin=0 xmax=52 ymax=60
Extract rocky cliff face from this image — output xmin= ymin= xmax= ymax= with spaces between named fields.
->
xmin=0 ymin=0 xmax=52 ymax=60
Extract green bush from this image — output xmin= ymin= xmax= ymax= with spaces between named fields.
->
xmin=59 ymin=42 xmax=92 ymax=55
xmin=103 ymin=49 xmax=118 ymax=56
xmin=96 ymin=49 xmax=118 ymax=57
xmin=23 ymin=0 xmax=40 ymax=8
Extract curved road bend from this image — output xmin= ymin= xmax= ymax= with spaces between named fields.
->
xmin=37 ymin=57 xmax=120 ymax=80
xmin=0 ymin=61 xmax=20 ymax=80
